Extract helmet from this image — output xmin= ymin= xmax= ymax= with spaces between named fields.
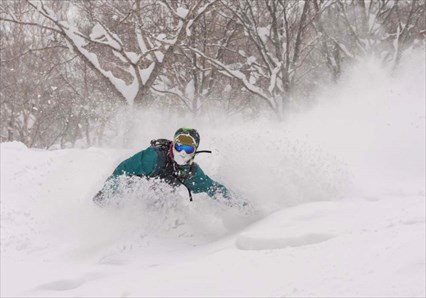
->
xmin=173 ymin=128 xmax=200 ymax=148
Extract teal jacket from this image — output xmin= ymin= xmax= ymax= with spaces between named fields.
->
xmin=105 ymin=144 xmax=230 ymax=199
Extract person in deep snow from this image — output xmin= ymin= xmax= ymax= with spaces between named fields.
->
xmin=93 ymin=128 xmax=238 ymax=206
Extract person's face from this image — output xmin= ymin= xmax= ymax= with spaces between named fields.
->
xmin=173 ymin=135 xmax=196 ymax=165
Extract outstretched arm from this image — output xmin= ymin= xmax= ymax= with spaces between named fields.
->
xmin=184 ymin=164 xmax=231 ymax=199
xmin=93 ymin=147 xmax=158 ymax=205
xmin=184 ymin=165 xmax=250 ymax=209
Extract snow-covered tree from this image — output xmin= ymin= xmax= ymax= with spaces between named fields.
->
xmin=1 ymin=0 xmax=424 ymax=147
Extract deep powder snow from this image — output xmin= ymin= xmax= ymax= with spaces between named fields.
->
xmin=1 ymin=53 xmax=425 ymax=297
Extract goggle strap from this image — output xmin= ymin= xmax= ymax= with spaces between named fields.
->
xmin=195 ymin=150 xmax=212 ymax=154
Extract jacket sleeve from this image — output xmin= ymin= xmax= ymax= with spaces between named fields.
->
xmin=112 ymin=146 xmax=158 ymax=177
xmin=93 ymin=147 xmax=158 ymax=204
xmin=184 ymin=164 xmax=231 ymax=199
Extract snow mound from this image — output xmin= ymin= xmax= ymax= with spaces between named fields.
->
xmin=1 ymin=141 xmax=28 ymax=150
xmin=236 ymin=233 xmax=335 ymax=250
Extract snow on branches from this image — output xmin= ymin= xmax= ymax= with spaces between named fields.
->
xmin=25 ymin=0 xmax=217 ymax=105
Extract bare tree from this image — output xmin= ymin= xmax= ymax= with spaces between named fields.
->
xmin=185 ymin=0 xmax=326 ymax=116
xmin=9 ymin=0 xmax=217 ymax=106
xmin=318 ymin=0 xmax=425 ymax=68
xmin=1 ymin=0 xmax=424 ymax=147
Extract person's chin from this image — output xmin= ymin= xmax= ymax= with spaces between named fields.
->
xmin=174 ymin=157 xmax=189 ymax=165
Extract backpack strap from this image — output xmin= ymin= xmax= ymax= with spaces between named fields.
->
xmin=150 ymin=138 xmax=194 ymax=202
xmin=173 ymin=174 xmax=193 ymax=202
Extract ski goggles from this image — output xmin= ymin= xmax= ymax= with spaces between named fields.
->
xmin=174 ymin=142 xmax=195 ymax=154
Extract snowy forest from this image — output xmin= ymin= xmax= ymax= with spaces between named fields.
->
xmin=1 ymin=1 xmax=425 ymax=297
xmin=1 ymin=0 xmax=424 ymax=148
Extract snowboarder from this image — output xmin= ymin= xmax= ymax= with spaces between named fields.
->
xmin=93 ymin=128 xmax=234 ymax=205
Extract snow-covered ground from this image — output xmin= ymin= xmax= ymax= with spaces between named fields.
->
xmin=1 ymin=55 xmax=425 ymax=297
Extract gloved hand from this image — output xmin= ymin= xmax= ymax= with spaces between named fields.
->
xmin=217 ymin=190 xmax=254 ymax=214
xmin=93 ymin=190 xmax=106 ymax=207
